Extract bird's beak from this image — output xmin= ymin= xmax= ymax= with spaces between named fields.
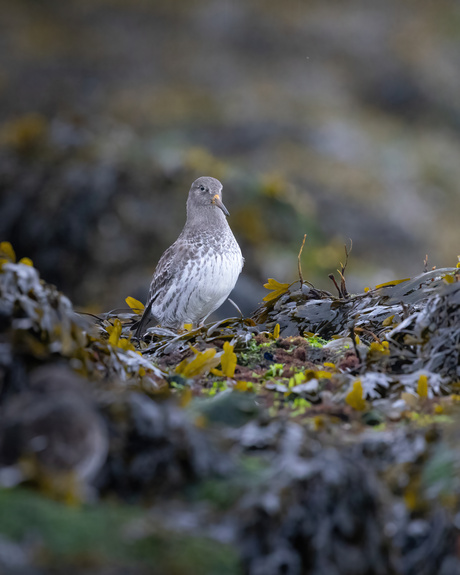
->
xmin=212 ymin=194 xmax=230 ymax=216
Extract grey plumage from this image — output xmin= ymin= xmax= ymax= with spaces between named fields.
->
xmin=135 ymin=176 xmax=243 ymax=337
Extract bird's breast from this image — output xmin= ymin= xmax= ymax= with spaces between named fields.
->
xmin=199 ymin=245 xmax=241 ymax=296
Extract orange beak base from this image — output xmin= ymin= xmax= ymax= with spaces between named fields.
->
xmin=212 ymin=194 xmax=230 ymax=217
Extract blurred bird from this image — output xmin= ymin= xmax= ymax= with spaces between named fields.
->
xmin=134 ymin=176 xmax=243 ymax=337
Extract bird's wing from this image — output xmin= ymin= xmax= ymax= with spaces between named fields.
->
xmin=146 ymin=243 xmax=179 ymax=304
xmin=134 ymin=240 xmax=193 ymax=338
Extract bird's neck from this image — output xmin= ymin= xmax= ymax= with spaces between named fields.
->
xmin=184 ymin=204 xmax=228 ymax=233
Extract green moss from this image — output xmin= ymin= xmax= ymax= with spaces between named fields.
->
xmin=203 ymin=379 xmax=229 ymax=397
xmin=265 ymin=363 xmax=284 ymax=378
xmin=0 ymin=488 xmax=240 ymax=574
xmin=238 ymin=337 xmax=265 ymax=366
xmin=131 ymin=535 xmax=240 ymax=575
xmin=290 ymin=397 xmax=312 ymax=412
xmin=0 ymin=488 xmax=135 ymax=560
xmin=304 ymin=334 xmax=329 ymax=348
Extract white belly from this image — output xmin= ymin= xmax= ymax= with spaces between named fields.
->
xmin=152 ymin=245 xmax=243 ymax=328
xmin=184 ymin=250 xmax=242 ymax=322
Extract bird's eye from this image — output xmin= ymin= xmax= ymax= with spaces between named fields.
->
xmin=200 ymin=186 xmax=205 ymax=191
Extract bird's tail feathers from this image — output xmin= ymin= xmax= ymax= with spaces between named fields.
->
xmin=132 ymin=296 xmax=156 ymax=339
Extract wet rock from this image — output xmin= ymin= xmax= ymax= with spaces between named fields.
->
xmin=387 ymin=281 xmax=460 ymax=381
xmin=238 ymin=442 xmax=394 ymax=575
xmin=0 ymin=261 xmax=89 ymax=361
xmin=99 ymin=392 xmax=231 ymax=500
xmin=255 ymin=269 xmax=458 ymax=342
xmin=196 ymin=390 xmax=261 ymax=427
xmin=0 ymin=365 xmax=108 ymax=493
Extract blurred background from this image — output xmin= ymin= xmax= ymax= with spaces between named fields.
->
xmin=0 ymin=0 xmax=459 ymax=317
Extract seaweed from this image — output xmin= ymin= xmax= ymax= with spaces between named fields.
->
xmin=1 ymin=243 xmax=460 ymax=573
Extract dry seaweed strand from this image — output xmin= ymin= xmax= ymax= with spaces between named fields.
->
xmin=349 ymin=325 xmax=363 ymax=372
xmin=354 ymin=326 xmax=382 ymax=344
xmin=338 ymin=240 xmax=352 ymax=299
xmin=423 ymin=254 xmax=429 ymax=273
xmin=328 ymin=273 xmax=343 ymax=298
xmin=297 ymin=234 xmax=307 ymax=287
xmin=227 ymin=297 xmax=244 ymax=318
xmin=328 ymin=240 xmax=352 ymax=299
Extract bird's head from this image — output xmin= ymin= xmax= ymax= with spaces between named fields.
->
xmin=188 ymin=176 xmax=230 ymax=217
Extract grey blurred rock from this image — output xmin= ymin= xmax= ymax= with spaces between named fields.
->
xmin=0 ymin=365 xmax=108 ymax=486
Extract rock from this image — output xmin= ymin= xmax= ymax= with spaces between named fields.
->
xmin=0 ymin=365 xmax=108 ymax=496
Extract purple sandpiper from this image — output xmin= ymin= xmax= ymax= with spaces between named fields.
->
xmin=134 ymin=176 xmax=243 ymax=336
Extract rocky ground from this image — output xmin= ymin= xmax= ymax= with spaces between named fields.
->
xmin=0 ymin=242 xmax=459 ymax=574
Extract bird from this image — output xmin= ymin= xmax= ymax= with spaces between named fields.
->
xmin=134 ymin=176 xmax=243 ymax=337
